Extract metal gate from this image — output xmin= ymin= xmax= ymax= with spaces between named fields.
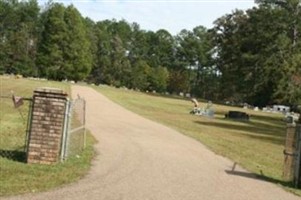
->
xmin=0 ymin=95 xmax=32 ymax=162
xmin=61 ymin=96 xmax=86 ymax=161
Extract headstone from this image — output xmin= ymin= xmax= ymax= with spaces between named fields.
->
xmin=243 ymin=103 xmax=248 ymax=109
xmin=191 ymin=101 xmax=215 ymax=118
xmin=273 ymin=105 xmax=290 ymax=113
xmin=204 ymin=101 xmax=214 ymax=118
xmin=285 ymin=116 xmax=294 ymax=124
xmin=225 ymin=111 xmax=249 ymax=121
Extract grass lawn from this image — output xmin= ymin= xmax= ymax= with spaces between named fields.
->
xmin=94 ymin=84 xmax=300 ymax=196
xmin=0 ymin=76 xmax=95 ymax=196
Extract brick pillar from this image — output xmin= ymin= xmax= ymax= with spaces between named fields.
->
xmin=27 ymin=87 xmax=68 ymax=164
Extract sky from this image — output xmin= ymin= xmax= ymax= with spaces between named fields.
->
xmin=38 ymin=0 xmax=256 ymax=35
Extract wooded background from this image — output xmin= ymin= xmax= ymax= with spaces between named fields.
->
xmin=0 ymin=0 xmax=300 ymax=107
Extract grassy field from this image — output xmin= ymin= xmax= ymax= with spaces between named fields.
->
xmin=0 ymin=76 xmax=95 ymax=196
xmin=94 ymin=84 xmax=300 ymax=195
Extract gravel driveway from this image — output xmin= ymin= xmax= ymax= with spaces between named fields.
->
xmin=3 ymin=85 xmax=300 ymax=200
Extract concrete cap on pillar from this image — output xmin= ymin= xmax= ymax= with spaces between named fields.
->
xmin=34 ymin=87 xmax=67 ymax=94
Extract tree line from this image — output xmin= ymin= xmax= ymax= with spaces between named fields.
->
xmin=0 ymin=0 xmax=300 ymax=107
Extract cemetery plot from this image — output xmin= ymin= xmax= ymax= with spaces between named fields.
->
xmin=225 ymin=111 xmax=250 ymax=121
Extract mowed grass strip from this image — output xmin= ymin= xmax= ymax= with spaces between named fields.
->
xmin=94 ymin=85 xmax=300 ymax=195
xmin=0 ymin=76 xmax=96 ymax=196
xmin=0 ymin=133 xmax=95 ymax=196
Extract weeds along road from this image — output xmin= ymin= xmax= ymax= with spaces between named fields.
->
xmin=3 ymin=85 xmax=300 ymax=200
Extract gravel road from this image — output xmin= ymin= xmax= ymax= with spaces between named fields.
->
xmin=3 ymin=85 xmax=300 ymax=200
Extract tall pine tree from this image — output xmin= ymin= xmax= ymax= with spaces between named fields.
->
xmin=37 ymin=3 xmax=67 ymax=80
xmin=37 ymin=3 xmax=91 ymax=81
xmin=63 ymin=5 xmax=92 ymax=81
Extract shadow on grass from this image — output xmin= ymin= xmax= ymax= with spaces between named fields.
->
xmin=194 ymin=119 xmax=285 ymax=145
xmin=214 ymin=110 xmax=285 ymax=126
xmin=225 ymin=166 xmax=294 ymax=189
xmin=0 ymin=150 xmax=26 ymax=162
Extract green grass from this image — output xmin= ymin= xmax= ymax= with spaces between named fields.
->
xmin=0 ymin=132 xmax=95 ymax=196
xmin=0 ymin=76 xmax=96 ymax=196
xmin=0 ymin=76 xmax=70 ymax=153
xmin=93 ymin=84 xmax=300 ymax=196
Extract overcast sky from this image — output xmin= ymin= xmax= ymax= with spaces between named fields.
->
xmin=38 ymin=0 xmax=256 ymax=35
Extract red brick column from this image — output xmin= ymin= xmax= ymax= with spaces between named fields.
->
xmin=27 ymin=88 xmax=68 ymax=164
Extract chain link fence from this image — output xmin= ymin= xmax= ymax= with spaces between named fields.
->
xmin=0 ymin=96 xmax=32 ymax=162
xmin=61 ymin=97 xmax=86 ymax=160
